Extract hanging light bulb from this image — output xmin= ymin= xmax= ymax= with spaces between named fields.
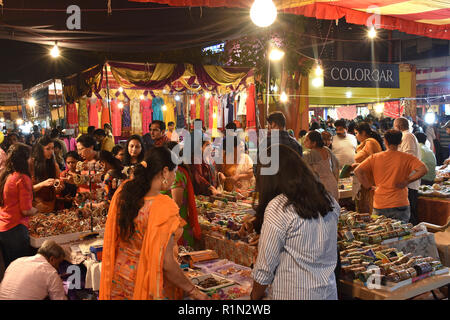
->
xmin=190 ymin=99 xmax=195 ymax=105
xmin=312 ymin=77 xmax=323 ymax=88
xmin=162 ymin=105 xmax=167 ymax=111
xmin=16 ymin=119 xmax=23 ymax=125
xmin=205 ymin=92 xmax=211 ymax=99
xmin=250 ymin=0 xmax=277 ymax=28
xmin=213 ymin=113 xmax=217 ymax=119
xmin=50 ymin=42 xmax=60 ymax=58
xmin=140 ymin=95 xmax=145 ymax=100
xmin=374 ymin=103 xmax=384 ymax=114
xmin=346 ymin=91 xmax=352 ymax=98
xmin=175 ymin=95 xmax=181 ymax=101
xmin=162 ymin=89 xmax=168 ymax=94
xmin=268 ymin=48 xmax=285 ymax=61
xmin=118 ymin=102 xmax=123 ymax=109
xmin=368 ymin=27 xmax=377 ymax=39
xmin=118 ymin=87 xmax=124 ymax=93
xmin=424 ymin=110 xmax=436 ymax=124
xmin=315 ymin=64 xmax=323 ymax=77
xmin=280 ymin=92 xmax=288 ymax=103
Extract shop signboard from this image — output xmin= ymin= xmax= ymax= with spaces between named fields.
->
xmin=323 ymin=61 xmax=400 ymax=89
xmin=0 ymin=83 xmax=23 ymax=106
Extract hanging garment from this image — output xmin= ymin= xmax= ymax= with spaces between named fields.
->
xmin=87 ymin=97 xmax=102 ymax=128
xmin=163 ymin=96 xmax=176 ymax=128
xmin=199 ymin=96 xmax=205 ymax=125
xmin=152 ymin=97 xmax=164 ymax=121
xmin=140 ymin=98 xmax=152 ymax=135
xmin=130 ymin=98 xmax=142 ymax=135
xmin=121 ymin=99 xmax=132 ymax=138
xmin=237 ymin=91 xmax=247 ymax=116
xmin=226 ymin=93 xmax=235 ymax=125
xmin=246 ymin=84 xmax=256 ymax=128
xmin=218 ymin=95 xmax=226 ymax=129
xmin=78 ymin=97 xmax=89 ymax=134
xmin=111 ymin=99 xmax=122 ymax=137
xmin=66 ymin=103 xmax=78 ymax=129
xmin=101 ymin=99 xmax=111 ymax=129
xmin=175 ymin=100 xmax=185 ymax=129
xmin=190 ymin=95 xmax=197 ymax=121
xmin=209 ymin=96 xmax=218 ymax=134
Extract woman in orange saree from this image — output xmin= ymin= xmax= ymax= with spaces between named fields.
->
xmin=100 ymin=147 xmax=209 ymax=300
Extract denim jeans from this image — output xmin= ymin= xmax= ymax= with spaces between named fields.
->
xmin=373 ymin=206 xmax=411 ymax=223
xmin=0 ymin=224 xmax=31 ymax=268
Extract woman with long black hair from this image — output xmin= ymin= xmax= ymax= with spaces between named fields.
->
xmin=251 ymin=144 xmax=340 ymax=300
xmin=100 ymin=147 xmax=209 ymax=300
xmin=29 ymin=136 xmax=62 ymax=213
xmin=0 ymin=143 xmax=38 ymax=268
xmin=122 ymin=135 xmax=145 ymax=167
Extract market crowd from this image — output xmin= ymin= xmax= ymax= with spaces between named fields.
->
xmin=0 ymin=109 xmax=449 ymax=300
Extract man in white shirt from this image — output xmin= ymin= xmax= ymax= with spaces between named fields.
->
xmin=0 ymin=240 xmax=67 ymax=300
xmin=394 ymin=117 xmax=421 ymax=225
xmin=331 ymin=119 xmax=357 ymax=170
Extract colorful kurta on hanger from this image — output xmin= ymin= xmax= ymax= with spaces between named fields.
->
xmin=87 ymin=97 xmax=102 ymax=128
xmin=163 ymin=96 xmax=176 ymax=128
xmin=130 ymin=98 xmax=142 ymax=135
xmin=78 ymin=97 xmax=89 ymax=134
xmin=121 ymin=99 xmax=131 ymax=137
xmin=152 ymin=96 xmax=164 ymax=122
xmin=111 ymin=99 xmax=122 ymax=137
xmin=140 ymin=97 xmax=152 ymax=134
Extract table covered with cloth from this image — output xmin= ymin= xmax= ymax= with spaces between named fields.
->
xmin=417 ymin=197 xmax=450 ymax=226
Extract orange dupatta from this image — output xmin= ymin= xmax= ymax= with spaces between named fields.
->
xmin=99 ymin=186 xmax=185 ymax=300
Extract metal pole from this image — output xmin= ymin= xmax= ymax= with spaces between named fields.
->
xmin=266 ymin=59 xmax=271 ymax=125
xmin=104 ymin=64 xmax=113 ymax=132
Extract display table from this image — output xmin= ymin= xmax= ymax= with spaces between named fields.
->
xmin=339 ymin=270 xmax=450 ymax=300
xmin=417 ymin=197 xmax=450 ymax=226
xmin=384 ymin=232 xmax=440 ymax=260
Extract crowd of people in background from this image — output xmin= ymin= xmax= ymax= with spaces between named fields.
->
xmin=0 ymin=109 xmax=449 ymax=300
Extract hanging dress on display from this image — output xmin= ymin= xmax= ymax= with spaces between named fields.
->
xmin=130 ymin=98 xmax=142 ymax=135
xmin=78 ymin=97 xmax=89 ymax=134
xmin=152 ymin=96 xmax=164 ymax=122
xmin=111 ymin=99 xmax=122 ymax=137
xmin=199 ymin=96 xmax=205 ymax=126
xmin=66 ymin=103 xmax=78 ymax=129
xmin=217 ymin=95 xmax=225 ymax=129
xmin=209 ymin=96 xmax=218 ymax=135
xmin=190 ymin=95 xmax=197 ymax=121
xmin=236 ymin=91 xmax=247 ymax=117
xmin=226 ymin=93 xmax=235 ymax=125
xmin=246 ymin=84 xmax=256 ymax=128
xmin=163 ymin=96 xmax=176 ymax=128
xmin=87 ymin=97 xmax=102 ymax=128
xmin=101 ymin=99 xmax=111 ymax=129
xmin=175 ymin=100 xmax=185 ymax=129
xmin=121 ymin=99 xmax=131 ymax=137
xmin=140 ymin=97 xmax=152 ymax=135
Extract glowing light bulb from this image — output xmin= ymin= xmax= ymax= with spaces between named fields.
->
xmin=280 ymin=92 xmax=288 ymax=103
xmin=162 ymin=89 xmax=168 ymax=94
xmin=16 ymin=119 xmax=23 ymax=125
xmin=205 ymin=92 xmax=211 ymax=99
xmin=50 ymin=44 xmax=60 ymax=58
xmin=118 ymin=102 xmax=123 ymax=109
xmin=312 ymin=77 xmax=323 ymax=88
xmin=175 ymin=95 xmax=181 ymax=101
xmin=250 ymin=0 xmax=277 ymax=28
xmin=315 ymin=65 xmax=323 ymax=77
xmin=190 ymin=99 xmax=195 ymax=105
xmin=425 ymin=111 xmax=436 ymax=124
xmin=118 ymin=87 xmax=123 ymax=93
xmin=140 ymin=95 xmax=145 ymax=100
xmin=368 ymin=27 xmax=377 ymax=39
xmin=213 ymin=113 xmax=217 ymax=119
xmin=28 ymin=98 xmax=36 ymax=108
xmin=346 ymin=91 xmax=352 ymax=98
xmin=374 ymin=103 xmax=384 ymax=114
xmin=162 ymin=105 xmax=167 ymax=111
xmin=0 ymin=118 xmax=4 ymax=122
xmin=268 ymin=48 xmax=284 ymax=61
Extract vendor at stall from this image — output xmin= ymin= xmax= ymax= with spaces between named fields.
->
xmin=0 ymin=143 xmax=38 ymax=268
xmin=76 ymin=134 xmax=100 ymax=194
xmin=218 ymin=136 xmax=255 ymax=194
xmin=190 ymin=137 xmax=220 ymax=196
xmin=59 ymin=151 xmax=82 ymax=208
xmin=29 ymin=136 xmax=63 ymax=213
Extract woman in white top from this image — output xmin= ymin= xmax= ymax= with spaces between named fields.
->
xmin=251 ymin=144 xmax=340 ymax=300
xmin=303 ymin=131 xmax=340 ymax=201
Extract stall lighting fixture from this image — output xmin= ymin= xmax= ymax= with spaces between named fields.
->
xmin=424 ymin=111 xmax=436 ymax=124
xmin=140 ymin=95 xmax=145 ymax=100
xmin=205 ymin=92 xmax=211 ymax=99
xmin=280 ymin=92 xmax=288 ymax=103
xmin=346 ymin=91 xmax=352 ymax=98
xmin=213 ymin=113 xmax=217 ymax=119
xmin=50 ymin=42 xmax=60 ymax=58
xmin=16 ymin=119 xmax=23 ymax=125
xmin=271 ymin=85 xmax=278 ymax=93
xmin=118 ymin=87 xmax=123 ymax=93
xmin=312 ymin=77 xmax=323 ymax=87
xmin=28 ymin=98 xmax=36 ymax=108
xmin=0 ymin=118 xmax=4 ymax=122
xmin=190 ymin=99 xmax=195 ymax=105
xmin=315 ymin=64 xmax=323 ymax=77
xmin=162 ymin=105 xmax=167 ymax=111
xmin=269 ymin=47 xmax=285 ymax=61
xmin=118 ymin=102 xmax=123 ymax=109
xmin=175 ymin=95 xmax=181 ymax=101
xmin=368 ymin=27 xmax=377 ymax=39
xmin=250 ymin=0 xmax=277 ymax=28
xmin=374 ymin=103 xmax=384 ymax=114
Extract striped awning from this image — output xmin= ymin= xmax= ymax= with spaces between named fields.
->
xmin=130 ymin=0 xmax=450 ymax=39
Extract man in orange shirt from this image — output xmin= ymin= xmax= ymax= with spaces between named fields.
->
xmin=354 ymin=130 xmax=427 ymax=222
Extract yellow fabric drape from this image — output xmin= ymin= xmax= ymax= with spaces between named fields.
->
xmin=63 ymin=65 xmax=102 ymax=103
xmin=203 ymin=65 xmax=248 ymax=87
xmin=110 ymin=63 xmax=178 ymax=88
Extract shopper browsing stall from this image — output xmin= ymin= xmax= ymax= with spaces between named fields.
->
xmin=0 ymin=143 xmax=38 ymax=268
xmin=264 ymin=111 xmax=303 ymax=157
xmin=149 ymin=120 xmax=170 ymax=148
xmin=59 ymin=151 xmax=81 ymax=209
xmin=414 ymin=132 xmax=436 ymax=185
xmin=29 ymin=136 xmax=63 ymax=213
xmin=99 ymin=150 xmax=126 ymax=201
xmin=94 ymin=129 xmax=115 ymax=152
xmin=331 ymin=120 xmax=357 ymax=170
xmin=251 ymin=144 xmax=340 ymax=300
xmin=190 ymin=138 xmax=220 ymax=196
xmin=303 ymin=131 xmax=340 ymax=200
xmin=112 ymin=144 xmax=125 ymax=163
xmin=76 ymin=134 xmax=100 ymax=193
xmin=100 ymin=147 xmax=209 ymax=300
xmin=122 ymin=135 xmax=145 ymax=167
xmin=354 ymin=130 xmax=428 ymax=223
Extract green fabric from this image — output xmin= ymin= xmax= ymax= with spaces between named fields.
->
xmin=161 ymin=170 xmax=195 ymax=247
xmin=419 ymin=143 xmax=436 ymax=182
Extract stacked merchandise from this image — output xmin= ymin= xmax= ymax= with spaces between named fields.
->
xmin=419 ymin=166 xmax=450 ymax=198
xmin=338 ymin=209 xmax=448 ymax=291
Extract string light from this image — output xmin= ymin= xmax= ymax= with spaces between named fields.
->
xmin=205 ymin=92 xmax=211 ymax=99
xmin=250 ymin=0 xmax=277 ymax=28
xmin=175 ymin=95 xmax=181 ymax=101
xmin=315 ymin=64 xmax=323 ymax=77
xmin=50 ymin=42 xmax=60 ymax=58
xmin=213 ymin=113 xmax=217 ymax=119
xmin=424 ymin=110 xmax=436 ymax=124
xmin=280 ymin=92 xmax=288 ymax=103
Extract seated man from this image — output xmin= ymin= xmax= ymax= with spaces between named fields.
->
xmin=0 ymin=240 xmax=67 ymax=300
xmin=354 ymin=130 xmax=427 ymax=223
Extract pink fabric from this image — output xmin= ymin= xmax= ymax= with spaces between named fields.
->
xmin=0 ymin=173 xmax=33 ymax=232
xmin=246 ymin=84 xmax=256 ymax=128
xmin=66 ymin=103 xmax=78 ymax=128
xmin=383 ymin=101 xmax=404 ymax=119
xmin=87 ymin=98 xmax=102 ymax=128
xmin=140 ymin=98 xmax=152 ymax=135
xmin=111 ymin=99 xmax=122 ymax=137
xmin=336 ymin=105 xmax=357 ymax=120
xmin=0 ymin=254 xmax=67 ymax=300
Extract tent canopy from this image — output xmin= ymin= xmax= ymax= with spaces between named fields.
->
xmin=131 ymin=0 xmax=450 ymax=40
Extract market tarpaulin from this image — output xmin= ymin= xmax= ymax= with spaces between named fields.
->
xmin=130 ymin=0 xmax=450 ymax=40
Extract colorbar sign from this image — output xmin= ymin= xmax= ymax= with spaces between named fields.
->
xmin=323 ymin=61 xmax=400 ymax=88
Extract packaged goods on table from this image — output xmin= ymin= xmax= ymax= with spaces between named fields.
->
xmin=338 ymin=209 xmax=448 ymax=291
